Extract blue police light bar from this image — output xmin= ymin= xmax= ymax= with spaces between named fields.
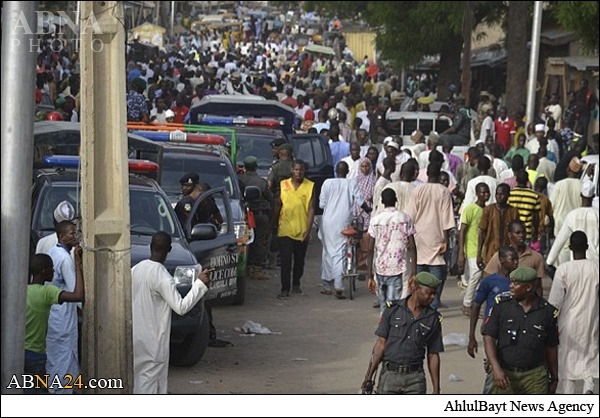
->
xmin=43 ymin=155 xmax=159 ymax=172
xmin=200 ymin=115 xmax=235 ymax=126
xmin=43 ymin=155 xmax=80 ymax=168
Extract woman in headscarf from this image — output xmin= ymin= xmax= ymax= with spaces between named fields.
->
xmin=353 ymin=157 xmax=377 ymax=270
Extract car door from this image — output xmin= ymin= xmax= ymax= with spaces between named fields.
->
xmin=288 ymin=133 xmax=334 ymax=215
xmin=184 ymin=187 xmax=239 ymax=304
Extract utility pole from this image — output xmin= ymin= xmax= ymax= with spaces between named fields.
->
xmin=1 ymin=1 xmax=37 ymax=394
xmin=460 ymin=1 xmax=473 ymax=106
xmin=79 ymin=1 xmax=133 ymax=393
xmin=526 ymin=1 xmax=543 ymax=127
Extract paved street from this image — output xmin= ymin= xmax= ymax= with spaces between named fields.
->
xmin=169 ymin=232 xmax=554 ymax=394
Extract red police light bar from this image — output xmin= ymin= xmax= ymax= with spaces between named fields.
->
xmin=43 ymin=155 xmax=158 ymax=172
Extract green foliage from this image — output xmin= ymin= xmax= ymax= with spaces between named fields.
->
xmin=550 ymin=1 xmax=599 ymax=53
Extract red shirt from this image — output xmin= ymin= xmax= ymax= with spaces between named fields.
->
xmin=172 ymin=105 xmax=189 ymax=124
xmin=494 ymin=117 xmax=516 ymax=152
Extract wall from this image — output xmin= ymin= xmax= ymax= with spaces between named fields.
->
xmin=343 ymin=31 xmax=377 ymax=62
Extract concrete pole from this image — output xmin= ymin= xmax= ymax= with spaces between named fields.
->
xmin=1 ymin=1 xmax=37 ymax=394
xmin=526 ymin=1 xmax=543 ymax=126
xmin=170 ymin=1 xmax=175 ymax=38
xmin=79 ymin=1 xmax=133 ymax=393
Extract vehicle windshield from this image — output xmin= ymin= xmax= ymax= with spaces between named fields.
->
xmin=161 ymin=153 xmax=238 ymax=199
xmin=234 ymin=133 xmax=275 ymax=172
xmin=34 ymin=184 xmax=181 ymax=237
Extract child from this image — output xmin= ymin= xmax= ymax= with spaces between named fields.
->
xmin=24 ymin=250 xmax=84 ymax=394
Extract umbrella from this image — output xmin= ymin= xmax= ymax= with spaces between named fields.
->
xmin=303 ymin=44 xmax=335 ymax=57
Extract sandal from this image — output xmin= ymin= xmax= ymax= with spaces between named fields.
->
xmin=320 ymin=289 xmax=332 ymax=295
xmin=335 ymin=290 xmax=347 ymax=300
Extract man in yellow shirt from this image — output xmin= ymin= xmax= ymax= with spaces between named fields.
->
xmin=273 ymin=160 xmax=315 ymax=298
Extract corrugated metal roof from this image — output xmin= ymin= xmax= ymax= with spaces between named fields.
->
xmin=563 ymin=56 xmax=600 ymax=71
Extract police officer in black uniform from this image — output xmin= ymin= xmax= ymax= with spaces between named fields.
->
xmin=174 ymin=173 xmax=200 ymax=227
xmin=483 ymin=267 xmax=559 ymax=394
xmin=361 ymin=272 xmax=444 ymax=394
xmin=238 ymin=156 xmax=273 ymax=280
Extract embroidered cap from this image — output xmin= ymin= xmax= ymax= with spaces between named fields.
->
xmin=54 ymin=201 xmax=76 ymax=223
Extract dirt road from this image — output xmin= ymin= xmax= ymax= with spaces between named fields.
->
xmin=168 ymin=236 xmax=553 ymax=395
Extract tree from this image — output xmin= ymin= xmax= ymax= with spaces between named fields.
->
xmin=550 ymin=1 xmax=599 ymax=53
xmin=505 ymin=1 xmax=530 ymax=119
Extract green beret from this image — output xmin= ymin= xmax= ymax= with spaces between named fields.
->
xmin=415 ymin=272 xmax=440 ymax=289
xmin=243 ymin=155 xmax=258 ymax=168
xmin=278 ymin=144 xmax=294 ymax=153
xmin=509 ymin=267 xmax=537 ymax=283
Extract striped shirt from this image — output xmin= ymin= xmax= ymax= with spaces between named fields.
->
xmin=508 ymin=187 xmax=541 ymax=240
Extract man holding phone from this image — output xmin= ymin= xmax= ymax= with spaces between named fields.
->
xmin=132 ymin=231 xmax=212 ymax=394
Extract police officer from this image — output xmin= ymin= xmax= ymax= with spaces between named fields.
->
xmin=239 ymin=156 xmax=273 ymax=281
xmin=266 ymin=143 xmax=294 ymax=269
xmin=267 ymin=143 xmax=294 ymax=195
xmin=483 ymin=267 xmax=559 ymax=394
xmin=361 ymin=272 xmax=444 ymax=394
xmin=174 ymin=173 xmax=200 ymax=227
xmin=270 ymin=137 xmax=287 ymax=166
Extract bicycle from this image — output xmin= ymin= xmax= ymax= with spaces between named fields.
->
xmin=341 ymin=214 xmax=365 ymax=300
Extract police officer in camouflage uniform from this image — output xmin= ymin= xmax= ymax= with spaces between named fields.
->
xmin=266 ymin=143 xmax=294 ymax=268
xmin=483 ymin=267 xmax=559 ymax=394
xmin=239 ymin=156 xmax=273 ymax=281
xmin=361 ymin=272 xmax=444 ymax=394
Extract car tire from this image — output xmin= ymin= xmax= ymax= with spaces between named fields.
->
xmin=169 ymin=310 xmax=210 ymax=367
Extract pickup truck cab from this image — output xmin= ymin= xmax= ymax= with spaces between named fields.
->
xmin=30 ymin=165 xmax=237 ymax=366
xmin=188 ymin=95 xmax=334 ymax=214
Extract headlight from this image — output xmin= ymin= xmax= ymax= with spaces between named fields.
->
xmin=173 ymin=264 xmax=202 ymax=285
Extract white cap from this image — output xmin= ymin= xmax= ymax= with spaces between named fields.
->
xmin=383 ymin=136 xmax=394 ymax=146
xmin=54 ymin=201 xmax=75 ymax=223
xmin=387 ymin=141 xmax=400 ymax=150
xmin=581 ymin=179 xmax=595 ymax=198
xmin=165 ymin=109 xmax=175 ymax=119
xmin=535 ymin=124 xmax=545 ymax=132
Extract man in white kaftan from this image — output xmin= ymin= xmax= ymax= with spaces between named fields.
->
xmin=46 ymin=221 xmax=80 ymax=394
xmin=132 ymin=232 xmax=209 ymax=394
xmin=547 ymin=181 xmax=599 ymax=267
xmin=318 ymin=161 xmax=365 ymax=295
xmin=549 ymin=167 xmax=582 ymax=237
xmin=548 ymin=231 xmax=599 ymax=394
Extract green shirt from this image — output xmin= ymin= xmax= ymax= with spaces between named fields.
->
xmin=25 ymin=284 xmax=61 ymax=354
xmin=461 ymin=202 xmax=484 ymax=258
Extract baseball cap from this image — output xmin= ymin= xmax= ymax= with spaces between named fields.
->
xmin=179 ymin=173 xmax=199 ymax=184
xmin=54 ymin=201 xmax=76 ymax=223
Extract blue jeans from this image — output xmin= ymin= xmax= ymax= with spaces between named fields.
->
xmin=416 ymin=264 xmax=447 ymax=310
xmin=24 ymin=350 xmax=48 ymax=394
xmin=376 ymin=273 xmax=402 ymax=314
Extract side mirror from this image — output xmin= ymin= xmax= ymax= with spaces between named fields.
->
xmin=190 ymin=223 xmax=218 ymax=240
xmin=244 ymin=185 xmax=261 ymax=201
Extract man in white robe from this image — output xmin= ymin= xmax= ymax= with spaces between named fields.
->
xmin=549 ymin=158 xmax=583 ymax=236
xmin=132 ymin=232 xmax=210 ymax=394
xmin=46 ymin=221 xmax=81 ymax=394
xmin=318 ymin=161 xmax=368 ymax=298
xmin=547 ymin=180 xmax=599 ymax=267
xmin=548 ymin=231 xmax=599 ymax=394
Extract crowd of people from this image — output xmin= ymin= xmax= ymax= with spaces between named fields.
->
xmin=28 ymin=5 xmax=599 ymax=396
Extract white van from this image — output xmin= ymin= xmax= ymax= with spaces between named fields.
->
xmin=386 ymin=110 xmax=470 ymax=161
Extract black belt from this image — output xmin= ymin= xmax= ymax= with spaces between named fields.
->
xmin=503 ymin=364 xmax=544 ymax=373
xmin=384 ymin=362 xmax=423 ymax=374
